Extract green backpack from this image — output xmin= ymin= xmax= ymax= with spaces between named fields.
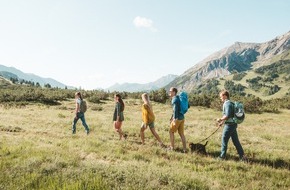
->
xmin=231 ymin=101 xmax=245 ymax=124
xmin=80 ymin=100 xmax=87 ymax=113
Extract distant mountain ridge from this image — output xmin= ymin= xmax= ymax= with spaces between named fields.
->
xmin=167 ymin=31 xmax=290 ymax=91
xmin=106 ymin=74 xmax=178 ymax=92
xmin=0 ymin=64 xmax=72 ymax=88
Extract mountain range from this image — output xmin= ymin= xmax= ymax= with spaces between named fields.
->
xmin=105 ymin=74 xmax=177 ymax=92
xmin=0 ymin=65 xmax=71 ymax=88
xmin=0 ymin=64 xmax=177 ymax=91
xmin=1 ymin=30 xmax=290 ymax=96
xmin=166 ymin=30 xmax=290 ymax=93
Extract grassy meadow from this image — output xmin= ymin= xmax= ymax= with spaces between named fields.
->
xmin=1 ymin=98 xmax=290 ymax=190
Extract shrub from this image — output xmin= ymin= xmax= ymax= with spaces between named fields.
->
xmin=150 ymin=88 xmax=167 ymax=103
xmin=233 ymin=72 xmax=247 ymax=81
xmin=91 ymin=105 xmax=103 ymax=111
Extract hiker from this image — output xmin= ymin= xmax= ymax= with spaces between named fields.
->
xmin=140 ymin=93 xmax=166 ymax=147
xmin=72 ymin=92 xmax=90 ymax=135
xmin=216 ymin=90 xmax=245 ymax=161
xmin=168 ymin=87 xmax=187 ymax=153
xmin=113 ymin=94 xmax=127 ymax=140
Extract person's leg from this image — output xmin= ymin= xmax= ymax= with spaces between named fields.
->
xmin=72 ymin=114 xmax=79 ymax=134
xmin=118 ymin=128 xmax=123 ymax=140
xmin=169 ymin=131 xmax=174 ymax=150
xmin=220 ymin=124 xmax=233 ymax=158
xmin=149 ymin=126 xmax=163 ymax=146
xmin=177 ymin=120 xmax=186 ymax=152
xmin=117 ymin=122 xmax=123 ymax=140
xmin=140 ymin=123 xmax=147 ymax=144
xmin=231 ymin=126 xmax=244 ymax=159
xmin=79 ymin=113 xmax=89 ymax=134
xmin=114 ymin=121 xmax=121 ymax=139
xmin=115 ymin=121 xmax=126 ymax=140
xmin=169 ymin=121 xmax=177 ymax=150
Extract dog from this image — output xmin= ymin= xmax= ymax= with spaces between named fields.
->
xmin=189 ymin=141 xmax=208 ymax=155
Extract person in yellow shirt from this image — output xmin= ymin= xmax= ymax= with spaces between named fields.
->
xmin=140 ymin=93 xmax=166 ymax=148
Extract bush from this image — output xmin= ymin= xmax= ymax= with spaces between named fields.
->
xmin=233 ymin=72 xmax=246 ymax=81
xmin=87 ymin=96 xmax=101 ymax=104
xmin=91 ymin=105 xmax=103 ymax=111
xmin=150 ymin=88 xmax=167 ymax=103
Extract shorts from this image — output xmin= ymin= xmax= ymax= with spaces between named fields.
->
xmin=141 ymin=122 xmax=155 ymax=128
xmin=170 ymin=119 xmax=185 ymax=134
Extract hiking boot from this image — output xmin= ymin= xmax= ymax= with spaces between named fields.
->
xmin=240 ymin=156 xmax=248 ymax=162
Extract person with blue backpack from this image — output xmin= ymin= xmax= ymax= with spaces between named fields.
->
xmin=168 ymin=87 xmax=187 ymax=153
xmin=216 ymin=90 xmax=246 ymax=161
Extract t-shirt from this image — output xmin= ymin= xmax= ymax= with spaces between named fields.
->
xmin=142 ymin=104 xmax=155 ymax=124
xmin=76 ymin=98 xmax=81 ymax=112
xmin=172 ymin=95 xmax=184 ymax=120
xmin=223 ymin=99 xmax=235 ymax=124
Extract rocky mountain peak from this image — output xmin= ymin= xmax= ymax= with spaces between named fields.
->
xmin=167 ymin=31 xmax=290 ymax=91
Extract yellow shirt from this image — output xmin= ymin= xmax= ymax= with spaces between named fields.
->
xmin=142 ymin=104 xmax=155 ymax=124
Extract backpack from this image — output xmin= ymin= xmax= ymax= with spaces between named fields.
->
xmin=231 ymin=101 xmax=245 ymax=124
xmin=80 ymin=100 xmax=87 ymax=113
xmin=179 ymin=91 xmax=189 ymax=114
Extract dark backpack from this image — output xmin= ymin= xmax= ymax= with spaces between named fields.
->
xmin=231 ymin=101 xmax=245 ymax=124
xmin=179 ymin=91 xmax=189 ymax=114
xmin=80 ymin=100 xmax=87 ymax=113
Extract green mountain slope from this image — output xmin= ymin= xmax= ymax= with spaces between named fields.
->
xmin=165 ymin=31 xmax=290 ymax=100
xmin=219 ymin=50 xmax=290 ymax=99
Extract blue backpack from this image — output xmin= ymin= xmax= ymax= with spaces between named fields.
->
xmin=231 ymin=101 xmax=245 ymax=124
xmin=179 ymin=91 xmax=189 ymax=114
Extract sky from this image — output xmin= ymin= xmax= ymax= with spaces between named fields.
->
xmin=0 ymin=0 xmax=290 ymax=90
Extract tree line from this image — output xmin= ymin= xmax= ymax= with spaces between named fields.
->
xmin=1 ymin=83 xmax=289 ymax=114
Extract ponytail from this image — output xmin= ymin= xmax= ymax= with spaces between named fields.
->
xmin=75 ymin=92 xmax=83 ymax=100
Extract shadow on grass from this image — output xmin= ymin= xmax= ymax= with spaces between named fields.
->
xmin=249 ymin=157 xmax=290 ymax=170
xmin=207 ymin=151 xmax=290 ymax=170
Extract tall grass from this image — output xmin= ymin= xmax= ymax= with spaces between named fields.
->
xmin=0 ymin=99 xmax=290 ymax=189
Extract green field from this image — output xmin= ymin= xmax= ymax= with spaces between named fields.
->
xmin=1 ymin=99 xmax=290 ymax=189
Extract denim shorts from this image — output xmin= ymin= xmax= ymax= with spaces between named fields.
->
xmin=141 ymin=122 xmax=155 ymax=128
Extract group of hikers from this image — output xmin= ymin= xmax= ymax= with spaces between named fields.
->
xmin=72 ymin=88 xmax=246 ymax=161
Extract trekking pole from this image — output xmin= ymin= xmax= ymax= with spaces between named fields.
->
xmin=197 ymin=121 xmax=222 ymax=144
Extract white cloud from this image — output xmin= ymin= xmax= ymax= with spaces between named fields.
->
xmin=133 ymin=16 xmax=157 ymax=32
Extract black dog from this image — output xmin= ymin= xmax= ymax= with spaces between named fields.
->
xmin=189 ymin=141 xmax=208 ymax=155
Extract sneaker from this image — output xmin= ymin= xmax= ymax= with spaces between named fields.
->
xmin=166 ymin=146 xmax=174 ymax=151
xmin=123 ymin=134 xmax=128 ymax=139
xmin=86 ymin=130 xmax=90 ymax=135
xmin=182 ymin=149 xmax=187 ymax=154
xmin=216 ymin=156 xmax=225 ymax=161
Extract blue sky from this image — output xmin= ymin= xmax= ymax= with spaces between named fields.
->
xmin=0 ymin=0 xmax=289 ymax=89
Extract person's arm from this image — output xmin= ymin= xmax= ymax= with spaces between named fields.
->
xmin=217 ymin=102 xmax=230 ymax=123
xmin=116 ymin=102 xmax=121 ymax=121
xmin=171 ymin=98 xmax=178 ymax=123
xmin=74 ymin=100 xmax=80 ymax=118
xmin=217 ymin=115 xmax=228 ymax=123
